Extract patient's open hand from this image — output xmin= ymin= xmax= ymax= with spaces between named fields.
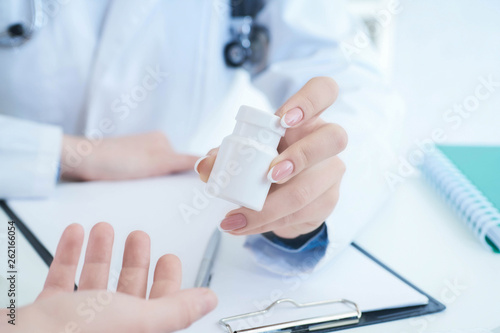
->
xmin=1 ymin=223 xmax=216 ymax=333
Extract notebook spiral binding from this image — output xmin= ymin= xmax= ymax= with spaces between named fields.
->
xmin=421 ymin=149 xmax=500 ymax=247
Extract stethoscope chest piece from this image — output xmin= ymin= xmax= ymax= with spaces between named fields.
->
xmin=223 ymin=0 xmax=269 ymax=72
xmin=0 ymin=0 xmax=44 ymax=47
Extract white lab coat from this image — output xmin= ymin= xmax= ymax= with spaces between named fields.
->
xmin=0 ymin=0 xmax=403 ymax=268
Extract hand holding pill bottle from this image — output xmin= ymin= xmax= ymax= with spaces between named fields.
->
xmin=204 ymin=106 xmax=286 ymax=211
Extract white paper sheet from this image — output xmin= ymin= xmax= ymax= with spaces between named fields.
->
xmin=185 ymin=235 xmax=429 ymax=332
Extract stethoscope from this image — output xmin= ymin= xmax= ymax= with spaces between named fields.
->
xmin=0 ymin=0 xmax=268 ymax=70
xmin=223 ymin=0 xmax=269 ymax=71
xmin=0 ymin=0 xmax=44 ymax=47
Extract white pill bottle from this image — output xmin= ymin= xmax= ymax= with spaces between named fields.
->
xmin=206 ymin=105 xmax=286 ymax=211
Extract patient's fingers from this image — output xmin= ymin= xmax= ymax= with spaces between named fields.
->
xmin=116 ymin=231 xmax=151 ymax=298
xmin=79 ymin=222 xmax=115 ymax=290
xmin=147 ymin=288 xmax=218 ymax=332
xmin=38 ymin=224 xmax=84 ymax=300
xmin=149 ymin=254 xmax=182 ymax=299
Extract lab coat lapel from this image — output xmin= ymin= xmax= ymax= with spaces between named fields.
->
xmin=90 ymin=0 xmax=161 ymax=86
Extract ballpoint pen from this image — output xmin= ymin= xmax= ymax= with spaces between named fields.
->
xmin=194 ymin=228 xmax=221 ymax=288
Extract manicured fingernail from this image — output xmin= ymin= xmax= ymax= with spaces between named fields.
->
xmin=267 ymin=160 xmax=294 ymax=183
xmin=280 ymin=108 xmax=304 ymax=128
xmin=220 ymin=214 xmax=247 ymax=231
xmin=194 ymin=156 xmax=208 ymax=175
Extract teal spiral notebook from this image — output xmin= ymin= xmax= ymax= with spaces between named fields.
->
xmin=421 ymin=145 xmax=500 ymax=252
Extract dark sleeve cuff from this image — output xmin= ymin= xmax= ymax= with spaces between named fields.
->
xmin=243 ymin=223 xmax=329 ymax=275
xmin=261 ymin=222 xmax=327 ymax=250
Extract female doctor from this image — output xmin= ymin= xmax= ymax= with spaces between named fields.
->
xmin=0 ymin=0 xmax=401 ymax=274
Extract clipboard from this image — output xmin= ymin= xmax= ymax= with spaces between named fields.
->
xmin=1 ymin=200 xmax=445 ymax=331
xmin=197 ymin=235 xmax=446 ymax=333
xmin=335 ymin=244 xmax=445 ymax=330
xmin=218 ymin=298 xmax=362 ymax=332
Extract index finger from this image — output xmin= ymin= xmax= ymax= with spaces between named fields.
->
xmin=149 ymin=254 xmax=182 ymax=298
xmin=277 ymin=77 xmax=338 ymax=128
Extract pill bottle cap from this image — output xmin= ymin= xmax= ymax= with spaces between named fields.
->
xmin=235 ymin=105 xmax=286 ymax=137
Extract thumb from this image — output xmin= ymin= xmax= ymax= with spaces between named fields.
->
xmin=195 ymin=148 xmax=219 ymax=182
xmin=168 ymin=154 xmax=200 ymax=173
xmin=148 ymin=288 xmax=218 ymax=332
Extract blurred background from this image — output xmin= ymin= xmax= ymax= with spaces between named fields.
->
xmin=348 ymin=1 xmax=500 ymax=330
xmin=221 ymin=0 xmax=500 ymax=158
xmin=350 ymin=0 xmax=500 ymax=146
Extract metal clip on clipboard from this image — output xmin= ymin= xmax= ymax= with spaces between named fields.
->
xmin=219 ymin=298 xmax=362 ymax=333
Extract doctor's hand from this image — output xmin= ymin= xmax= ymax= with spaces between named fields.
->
xmin=1 ymin=223 xmax=217 ymax=333
xmin=197 ymin=77 xmax=347 ymax=239
xmin=61 ymin=131 xmax=199 ymax=181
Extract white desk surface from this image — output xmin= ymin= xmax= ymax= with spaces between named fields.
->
xmin=6 ymin=0 xmax=500 ymax=331
xmin=7 ymin=175 xmax=499 ymax=332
